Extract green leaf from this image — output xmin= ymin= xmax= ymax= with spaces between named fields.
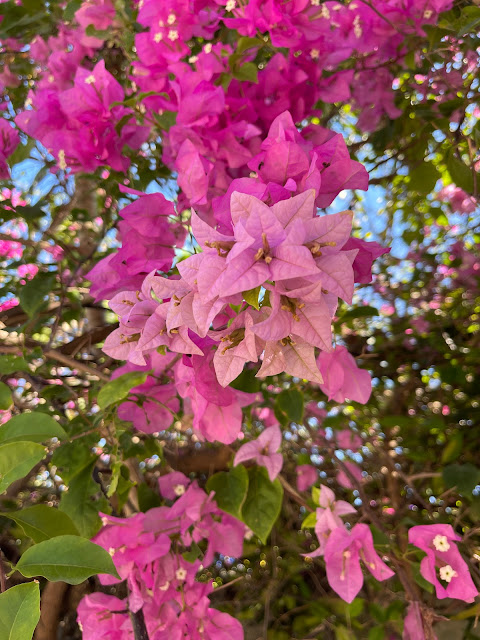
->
xmin=446 ymin=149 xmax=474 ymax=193
xmin=409 ymin=162 xmax=439 ymax=194
xmin=64 ymin=0 xmax=82 ymax=21
xmin=412 ymin=560 xmax=434 ymax=594
xmin=339 ymin=305 xmax=379 ymax=323
xmin=18 ymin=273 xmax=56 ymax=318
xmin=137 ymin=483 xmax=162 ymax=512
xmin=0 ymin=582 xmax=40 ymax=640
xmin=241 ymin=466 xmax=283 ymax=544
xmin=243 ymin=286 xmax=261 ymax=310
xmin=0 ymin=382 xmax=12 ymax=410
xmin=368 ymin=628 xmax=386 ymax=640
xmin=153 ymin=110 xmax=177 ymax=131
xmin=236 ymin=36 xmax=262 ymax=54
xmin=4 ymin=505 xmax=79 ymax=543
xmin=441 ymin=432 xmax=464 ymax=464
xmin=59 ymin=463 xmax=109 ymax=538
xmin=182 ymin=541 xmax=203 ymax=564
xmin=274 ymin=388 xmax=304 ymax=425
xmin=206 ymin=464 xmax=249 ymax=519
xmin=97 ymin=371 xmax=148 ymax=410
xmin=0 ymin=413 xmax=66 ymax=444
xmin=0 ymin=442 xmax=45 ymax=493
xmin=443 ymin=463 xmax=480 ymax=494
xmin=0 ymin=355 xmax=29 ymax=375
xmin=233 ymin=61 xmax=258 ymax=83
xmin=301 ymin=511 xmax=317 ymax=529
xmin=16 ymin=535 xmax=120 ymax=584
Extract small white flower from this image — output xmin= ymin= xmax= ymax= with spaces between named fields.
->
xmin=353 ymin=15 xmax=362 ymax=38
xmin=175 ymin=568 xmax=187 ymax=581
xmin=311 ymin=0 xmax=321 ymax=5
xmin=58 ymin=150 xmax=67 ymax=171
xmin=173 ymin=484 xmax=186 ymax=496
xmin=226 ymin=0 xmax=236 ymax=11
xmin=48 ymin=74 xmax=55 ymax=83
xmin=433 ymin=534 xmax=450 ymax=552
xmin=101 ymin=516 xmax=109 ymax=526
xmin=108 ymin=547 xmax=115 ymax=557
xmin=424 ymin=9 xmax=433 ymax=19
xmin=189 ymin=55 xmax=198 ymax=64
xmin=204 ymin=42 xmax=213 ymax=53
xmin=154 ymin=32 xmax=163 ymax=43
xmin=168 ymin=29 xmax=179 ymax=42
xmin=310 ymin=48 xmax=320 ymax=59
xmin=85 ymin=74 xmax=96 ymax=84
xmin=244 ymin=527 xmax=254 ymax=540
xmin=321 ymin=4 xmax=330 ymax=17
xmin=167 ymin=13 xmax=176 ymax=25
xmin=439 ymin=564 xmax=457 ymax=583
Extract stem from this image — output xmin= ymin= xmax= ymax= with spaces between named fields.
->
xmin=129 ymin=608 xmax=150 ymax=640
xmin=0 ymin=555 xmax=6 ymax=593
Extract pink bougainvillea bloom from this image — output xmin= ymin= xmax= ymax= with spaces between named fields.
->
xmin=317 ymin=346 xmax=371 ymax=404
xmin=296 ymin=464 xmax=317 ymax=492
xmin=0 ymin=118 xmax=20 ymax=179
xmin=336 ymin=430 xmax=363 ymax=451
xmin=437 ymin=183 xmax=477 ymax=214
xmin=308 ymin=484 xmax=356 ymax=556
xmin=408 ymin=524 xmax=478 ymax=602
xmin=403 ymin=602 xmax=437 ymax=640
xmin=234 ymin=425 xmax=283 ymax=481
xmin=336 ymin=461 xmax=363 ymax=489
xmin=158 ymin=471 xmax=191 ymax=500
xmin=325 ymin=523 xmax=395 ymax=603
xmin=77 ymin=593 xmax=132 ymax=640
xmin=343 ymin=237 xmax=390 ymax=283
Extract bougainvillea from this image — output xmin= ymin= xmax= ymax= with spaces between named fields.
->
xmin=0 ymin=1 xmax=479 ymax=639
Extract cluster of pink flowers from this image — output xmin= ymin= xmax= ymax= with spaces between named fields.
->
xmin=78 ymin=471 xmax=245 ymax=640
xmin=16 ymin=60 xmax=149 ymax=173
xmin=305 ymin=486 xmax=477 ymax=606
xmin=95 ymin=108 xmax=384 ymax=445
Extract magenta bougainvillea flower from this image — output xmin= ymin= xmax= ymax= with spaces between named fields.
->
xmin=296 ymin=464 xmax=318 ymax=492
xmin=403 ymin=602 xmax=437 ymax=640
xmin=317 ymin=346 xmax=371 ymax=404
xmin=234 ymin=425 xmax=283 ymax=481
xmin=324 ymin=523 xmax=395 ymax=602
xmin=0 ymin=118 xmax=20 ymax=179
xmin=408 ymin=524 xmax=478 ymax=602
xmin=307 ymin=485 xmax=356 ymax=557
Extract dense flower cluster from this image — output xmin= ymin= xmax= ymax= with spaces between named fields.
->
xmin=1 ymin=1 xmax=477 ymax=638
xmin=77 ymin=472 xmax=245 ymax=639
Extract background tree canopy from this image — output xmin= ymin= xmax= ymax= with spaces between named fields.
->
xmin=0 ymin=1 xmax=479 ymax=639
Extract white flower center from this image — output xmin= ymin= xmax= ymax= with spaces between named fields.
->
xmin=204 ymin=43 xmax=213 ymax=54
xmin=175 ymin=568 xmax=187 ymax=581
xmin=168 ymin=29 xmax=179 ymax=41
xmin=226 ymin=0 xmax=236 ymax=10
xmin=310 ymin=49 xmax=320 ymax=59
xmin=85 ymin=75 xmax=96 ymax=84
xmin=433 ymin=534 xmax=450 ymax=552
xmin=154 ymin=32 xmax=163 ymax=43
xmin=167 ymin=13 xmax=176 ymax=25
xmin=439 ymin=564 xmax=457 ymax=583
xmin=108 ymin=547 xmax=115 ymax=557
xmin=58 ymin=150 xmax=67 ymax=171
xmin=173 ymin=484 xmax=185 ymax=496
